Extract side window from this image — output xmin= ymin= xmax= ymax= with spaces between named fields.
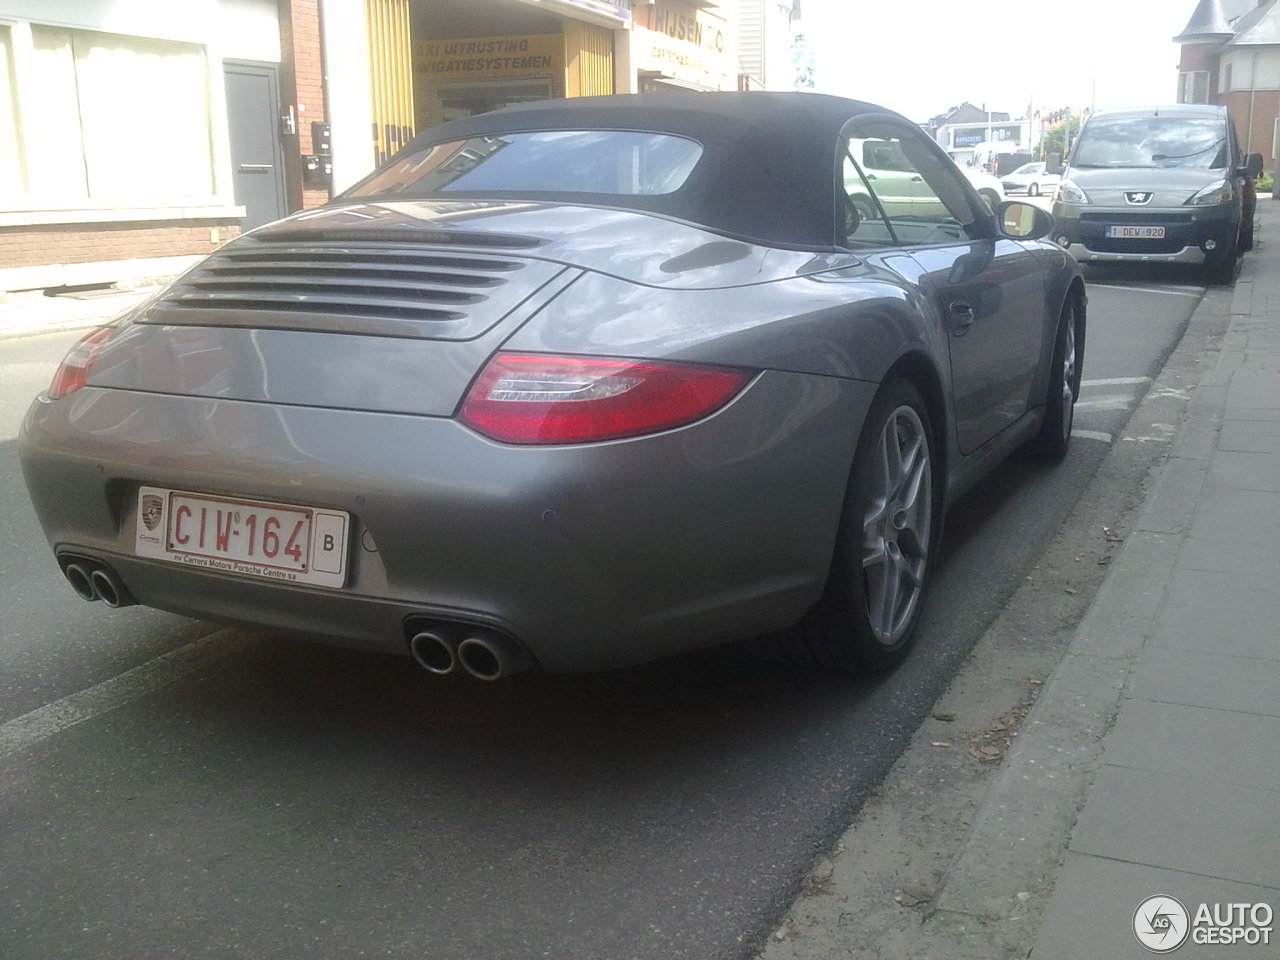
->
xmin=841 ymin=149 xmax=896 ymax=246
xmin=839 ymin=120 xmax=981 ymax=248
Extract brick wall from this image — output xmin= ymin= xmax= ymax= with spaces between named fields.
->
xmin=1220 ymin=90 xmax=1280 ymax=164
xmin=0 ymin=221 xmax=242 ymax=271
xmin=281 ymin=0 xmax=331 ymax=209
xmin=1179 ymin=42 xmax=1216 ymax=74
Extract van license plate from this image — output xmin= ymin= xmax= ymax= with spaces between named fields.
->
xmin=134 ymin=486 xmax=349 ymax=588
xmin=1106 ymin=225 xmax=1165 ymax=239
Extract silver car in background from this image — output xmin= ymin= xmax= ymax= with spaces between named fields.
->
xmin=20 ymin=93 xmax=1084 ymax=681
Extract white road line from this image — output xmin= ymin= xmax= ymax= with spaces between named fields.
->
xmin=1081 ymin=377 xmax=1151 ymax=387
xmin=1087 ymin=283 xmax=1203 ymax=297
xmin=1071 ymin=429 xmax=1114 ymax=443
xmin=1075 ymin=397 xmax=1133 ymax=411
xmin=0 ymin=629 xmax=250 ymax=759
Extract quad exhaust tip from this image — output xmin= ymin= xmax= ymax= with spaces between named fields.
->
xmin=405 ymin=621 xmax=534 ymax=681
xmin=64 ymin=562 xmax=97 ymax=601
xmin=457 ymin=631 xmax=534 ymax=681
xmin=408 ymin=627 xmax=463 ymax=676
xmin=60 ymin=557 xmax=135 ymax=608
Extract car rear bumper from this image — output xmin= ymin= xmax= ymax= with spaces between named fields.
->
xmin=20 ymin=371 xmax=876 ymax=673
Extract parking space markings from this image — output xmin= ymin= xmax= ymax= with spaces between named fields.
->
xmin=1086 ymin=283 xmax=1203 ymax=297
xmin=1080 ymin=377 xmax=1151 ymax=387
xmin=1071 ymin=429 xmax=1114 ymax=443
xmin=0 ymin=629 xmax=250 ymax=760
xmin=1075 ymin=398 xmax=1135 ymax=411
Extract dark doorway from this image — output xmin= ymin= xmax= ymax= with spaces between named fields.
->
xmin=224 ymin=62 xmax=288 ymax=231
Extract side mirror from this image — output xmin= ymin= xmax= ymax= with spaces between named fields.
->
xmin=1241 ymin=152 xmax=1264 ymax=180
xmin=995 ymin=200 xmax=1054 ymax=241
xmin=1046 ymin=152 xmax=1064 ymax=175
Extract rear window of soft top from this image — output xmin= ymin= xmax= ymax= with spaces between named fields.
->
xmin=345 ymin=130 xmax=704 ymax=199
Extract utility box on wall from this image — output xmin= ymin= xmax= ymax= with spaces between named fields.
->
xmin=312 ymin=122 xmax=332 ymax=154
xmin=303 ymin=154 xmax=332 ymax=188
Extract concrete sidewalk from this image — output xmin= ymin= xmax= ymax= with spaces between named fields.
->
xmin=0 ymin=285 xmax=164 ymax=340
xmin=1020 ymin=207 xmax=1280 ymax=956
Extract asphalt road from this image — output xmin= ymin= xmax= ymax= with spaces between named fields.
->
xmin=0 ymin=266 xmax=1206 ymax=960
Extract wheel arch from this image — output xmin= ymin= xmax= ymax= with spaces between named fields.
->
xmin=878 ymin=350 xmax=949 ymax=498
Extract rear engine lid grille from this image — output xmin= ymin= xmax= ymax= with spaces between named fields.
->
xmin=138 ymin=239 xmax=567 ymax=340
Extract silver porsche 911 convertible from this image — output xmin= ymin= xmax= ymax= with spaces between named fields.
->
xmin=20 ymin=93 xmax=1084 ymax=680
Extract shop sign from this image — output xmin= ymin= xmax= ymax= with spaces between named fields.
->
xmin=413 ymin=34 xmax=562 ymax=79
xmin=633 ymin=1 xmax=733 ymax=90
xmin=952 ymin=124 xmax=1022 ymax=145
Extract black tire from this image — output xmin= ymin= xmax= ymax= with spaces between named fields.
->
xmin=1030 ymin=299 xmax=1080 ymax=460
xmin=1240 ymin=213 xmax=1255 ymax=253
xmin=1029 ymin=183 xmax=1040 ymax=197
xmin=979 ymin=189 xmax=999 ymax=212
xmin=1204 ymin=237 xmax=1239 ymax=285
xmin=781 ymin=380 xmax=939 ymax=673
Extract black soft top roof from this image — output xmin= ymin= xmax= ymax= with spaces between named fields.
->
xmin=371 ymin=92 xmax=900 ymax=249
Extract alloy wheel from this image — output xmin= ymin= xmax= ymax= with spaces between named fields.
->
xmin=1060 ymin=318 xmax=1076 ymax=441
xmin=861 ymin=405 xmax=932 ymax=645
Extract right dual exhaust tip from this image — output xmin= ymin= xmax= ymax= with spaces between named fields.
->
xmin=408 ymin=625 xmax=534 ymax=681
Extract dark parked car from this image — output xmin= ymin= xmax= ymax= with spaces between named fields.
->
xmin=20 ymin=93 xmax=1085 ymax=680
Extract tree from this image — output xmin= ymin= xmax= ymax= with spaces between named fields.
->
xmin=1039 ymin=117 xmax=1082 ymax=158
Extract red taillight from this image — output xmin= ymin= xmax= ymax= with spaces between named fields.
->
xmin=48 ymin=326 xmax=115 ymax=399
xmin=459 ymin=353 xmax=751 ymax=444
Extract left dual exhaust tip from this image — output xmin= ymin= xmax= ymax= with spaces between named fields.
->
xmin=60 ymin=557 xmax=135 ymax=608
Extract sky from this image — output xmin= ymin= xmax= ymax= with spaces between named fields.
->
xmin=801 ymin=0 xmax=1198 ymax=123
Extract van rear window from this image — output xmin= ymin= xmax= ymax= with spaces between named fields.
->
xmin=1073 ymin=117 xmax=1228 ymax=169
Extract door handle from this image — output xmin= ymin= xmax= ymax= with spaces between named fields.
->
xmin=239 ymin=163 xmax=273 ymax=173
xmin=949 ymin=301 xmax=976 ymax=333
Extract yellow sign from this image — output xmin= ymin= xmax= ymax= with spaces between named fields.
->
xmin=413 ymin=34 xmax=562 ymax=79
xmin=633 ymin=2 xmax=733 ymax=90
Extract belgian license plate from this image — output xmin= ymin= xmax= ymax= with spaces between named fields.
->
xmin=1106 ymin=225 xmax=1166 ymax=239
xmin=134 ymin=486 xmax=349 ymax=588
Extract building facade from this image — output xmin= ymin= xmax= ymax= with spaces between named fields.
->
xmin=2 ymin=0 xmax=738 ymax=292
xmin=1176 ymin=0 xmax=1280 ymax=165
xmin=926 ymin=102 xmax=1030 ymax=168
xmin=735 ymin=0 xmax=800 ymax=91
xmin=1 ymin=0 xmax=292 ymax=288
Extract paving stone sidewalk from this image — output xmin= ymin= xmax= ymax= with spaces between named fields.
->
xmin=1023 ymin=203 xmax=1280 ymax=959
